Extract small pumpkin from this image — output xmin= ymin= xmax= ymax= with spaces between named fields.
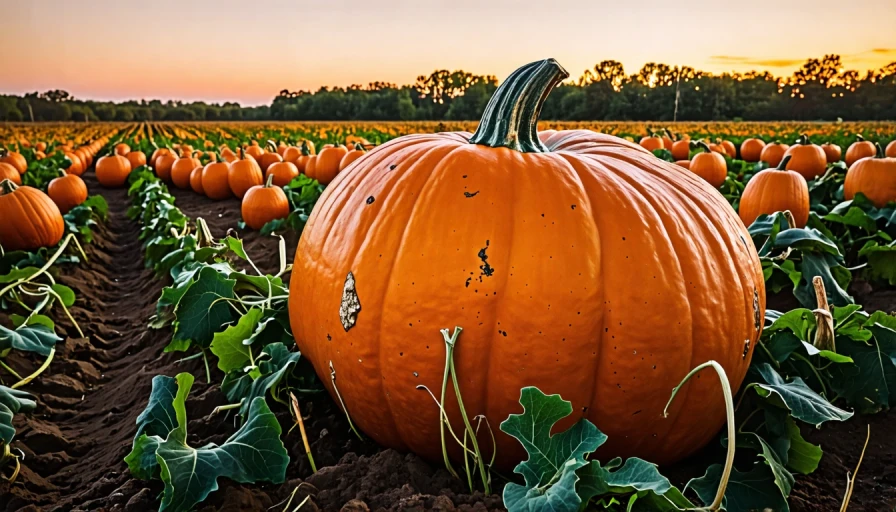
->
xmin=154 ymin=151 xmax=177 ymax=182
xmin=720 ymin=140 xmax=737 ymax=159
xmin=202 ymin=161 xmax=232 ymax=200
xmin=228 ymin=148 xmax=263 ymax=198
xmin=304 ymin=154 xmax=318 ymax=180
xmin=95 ymin=153 xmax=132 ymax=188
xmin=266 ymin=161 xmax=299 ymax=187
xmin=886 ymin=140 xmax=896 ymax=158
xmin=289 ymin=58 xmax=765 ymax=468
xmin=0 ymin=149 xmax=27 ymax=174
xmin=283 ymin=145 xmax=301 ymax=164
xmin=670 ymin=139 xmax=691 ymax=160
xmin=190 ymin=166 xmax=205 ymax=195
xmin=114 ymin=143 xmax=131 ymax=156
xmin=760 ymin=141 xmax=789 ymax=167
xmin=126 ymin=150 xmax=147 ymax=170
xmin=689 ymin=141 xmax=728 ymax=187
xmin=845 ymin=135 xmax=876 ymax=167
xmin=844 ymin=143 xmax=896 ymax=207
xmin=821 ymin=142 xmax=841 ymax=163
xmin=150 ymin=147 xmax=171 ymax=168
xmin=171 ymin=151 xmax=201 ymax=189
xmin=48 ymin=170 xmax=88 ymax=214
xmin=740 ymin=138 xmax=766 ymax=162
xmin=0 ymin=162 xmax=21 ymax=185
xmin=245 ymin=143 xmax=265 ymax=163
xmin=783 ymin=134 xmax=826 ymax=180
xmin=63 ymin=151 xmax=84 ymax=176
xmin=739 ymin=155 xmax=809 ymax=228
xmin=295 ymin=142 xmax=312 ymax=172
xmin=339 ymin=143 xmax=367 ymax=171
xmin=313 ymin=144 xmax=348 ymax=185
xmin=0 ymin=180 xmax=64 ymax=251
xmin=639 ymin=134 xmax=664 ymax=152
xmin=661 ymin=129 xmax=674 ymax=151
xmin=220 ymin=146 xmax=238 ymax=163
xmin=259 ymin=140 xmax=284 ymax=172
xmin=674 ymin=160 xmax=690 ymax=169
xmin=241 ymin=174 xmax=290 ymax=230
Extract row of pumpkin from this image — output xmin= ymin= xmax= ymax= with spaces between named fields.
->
xmin=639 ymin=132 xmax=896 ymax=229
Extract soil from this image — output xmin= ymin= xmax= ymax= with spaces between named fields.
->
xmin=1 ymin=176 xmax=894 ymax=511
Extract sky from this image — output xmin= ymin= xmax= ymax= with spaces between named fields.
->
xmin=1 ymin=0 xmax=894 ymax=106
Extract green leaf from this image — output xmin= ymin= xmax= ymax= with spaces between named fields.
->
xmin=223 ymin=343 xmax=301 ymax=418
xmin=785 ymin=417 xmax=822 ymax=475
xmin=0 ymin=323 xmax=61 ymax=356
xmin=210 ymin=308 xmax=264 ymax=372
xmin=124 ymin=374 xmax=182 ymax=479
xmin=155 ymin=397 xmax=288 ymax=511
xmin=578 ymin=457 xmax=694 ymax=511
xmin=50 ymin=283 xmax=76 ymax=307
xmin=687 ymin=463 xmax=790 ymax=512
xmin=0 ymin=385 xmax=36 ymax=444
xmin=223 ymin=236 xmax=248 ymax=260
xmin=828 ymin=328 xmax=896 ymax=412
xmin=171 ymin=266 xmax=237 ymax=350
xmin=9 ymin=313 xmax=55 ymax=330
xmin=753 ymin=363 xmax=853 ymax=426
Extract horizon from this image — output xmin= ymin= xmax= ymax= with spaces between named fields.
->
xmin=1 ymin=0 xmax=895 ymax=106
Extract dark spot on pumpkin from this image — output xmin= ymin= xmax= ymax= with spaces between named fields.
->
xmin=499 ymin=330 xmax=507 ymax=337
xmin=464 ymin=191 xmax=479 ymax=198
xmin=462 ymin=174 xmax=467 ymax=178
xmin=753 ymin=288 xmax=761 ymax=332
xmin=571 ymin=204 xmax=576 ymax=210
xmin=632 ymin=410 xmax=642 ymax=415
xmin=465 ymin=277 xmax=472 ymax=288
xmin=389 ymin=164 xmax=397 ymax=170
xmin=326 ymin=334 xmax=332 ymax=341
xmin=477 ymin=240 xmax=494 ymax=281
xmin=339 ymin=272 xmax=361 ymax=331
xmin=366 ymin=196 xmax=375 ymax=204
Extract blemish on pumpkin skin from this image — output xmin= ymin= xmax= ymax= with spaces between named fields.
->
xmin=753 ymin=288 xmax=761 ymax=332
xmin=366 ymin=196 xmax=375 ymax=204
xmin=743 ymin=339 xmax=751 ymax=359
xmin=477 ymin=241 xmax=494 ymax=281
xmin=464 ymin=191 xmax=480 ymax=198
xmin=339 ymin=272 xmax=361 ymax=331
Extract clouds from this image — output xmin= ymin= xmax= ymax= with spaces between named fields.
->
xmin=709 ymin=56 xmax=807 ymax=68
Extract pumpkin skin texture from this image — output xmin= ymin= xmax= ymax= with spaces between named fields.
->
xmin=48 ymin=172 xmax=88 ymax=214
xmin=228 ymin=150 xmax=263 ymax=199
xmin=190 ymin=166 xmax=205 ymax=195
xmin=740 ymin=138 xmax=765 ymax=162
xmin=0 ymin=163 xmax=21 ymax=185
xmin=241 ymin=175 xmax=290 ymax=230
xmin=760 ymin=142 xmax=789 ymax=167
xmin=689 ymin=142 xmax=728 ymax=188
xmin=95 ymin=154 xmax=132 ymax=188
xmin=739 ymin=156 xmax=809 ymax=228
xmin=314 ymin=145 xmax=348 ymax=185
xmin=288 ymin=59 xmax=765 ymax=469
xmin=0 ymin=150 xmax=27 ymax=174
xmin=266 ymin=161 xmax=299 ymax=187
xmin=783 ymin=135 xmax=826 ymax=180
xmin=126 ymin=150 xmax=147 ymax=170
xmin=844 ymin=144 xmax=896 ymax=207
xmin=0 ymin=180 xmax=65 ymax=251
xmin=846 ymin=137 xmax=876 ymax=167
xmin=822 ymin=143 xmax=841 ymax=163
xmin=202 ymin=162 xmax=232 ymax=200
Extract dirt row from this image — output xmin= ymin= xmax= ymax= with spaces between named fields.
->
xmin=0 ymin=175 xmax=894 ymax=511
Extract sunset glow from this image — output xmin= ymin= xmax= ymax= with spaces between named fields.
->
xmin=1 ymin=0 xmax=894 ymax=105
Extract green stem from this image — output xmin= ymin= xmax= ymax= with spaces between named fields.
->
xmin=11 ymin=347 xmax=55 ymax=389
xmin=469 ymin=59 xmax=568 ymax=153
xmin=329 ymin=361 xmax=362 ymax=440
xmin=776 ymin=155 xmax=793 ymax=170
xmin=439 ymin=331 xmax=461 ymax=479
xmin=0 ymin=234 xmax=81 ymax=299
xmin=0 ymin=360 xmax=23 ymax=380
xmin=664 ymin=361 xmax=735 ymax=512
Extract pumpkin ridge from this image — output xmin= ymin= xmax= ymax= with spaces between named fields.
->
xmin=19 ymin=190 xmax=49 ymax=247
xmin=584 ymin=156 xmax=696 ymax=453
xmin=371 ymin=142 xmax=471 ymax=450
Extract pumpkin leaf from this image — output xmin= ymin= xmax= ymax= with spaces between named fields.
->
xmin=210 ymin=308 xmax=264 ymax=372
xmin=0 ymin=322 xmax=61 ymax=356
xmin=171 ymin=266 xmax=237 ymax=351
xmin=222 ymin=342 xmax=301 ymax=418
xmin=124 ymin=374 xmax=184 ymax=479
xmin=828 ymin=331 xmax=896 ymax=413
xmin=0 ymin=385 xmax=36 ymax=444
xmin=9 ymin=313 xmax=55 ymax=330
xmin=752 ymin=363 xmax=853 ymax=426
xmin=784 ymin=417 xmax=823 ymax=475
xmin=686 ymin=462 xmax=790 ymax=512
xmin=50 ymin=283 xmax=76 ymax=307
xmin=577 ymin=457 xmax=694 ymax=511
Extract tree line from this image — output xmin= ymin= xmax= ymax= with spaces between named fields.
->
xmin=2 ymin=54 xmax=894 ymax=122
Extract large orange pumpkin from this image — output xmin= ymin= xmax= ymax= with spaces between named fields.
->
xmin=288 ymin=59 xmax=765 ymax=468
xmin=845 ymin=135 xmax=876 ymax=167
xmin=844 ymin=143 xmax=896 ymax=207
xmin=740 ymin=138 xmax=765 ymax=162
xmin=228 ymin=148 xmax=263 ymax=198
xmin=0 ymin=180 xmax=65 ymax=251
xmin=95 ymin=154 xmax=132 ymax=188
xmin=739 ymin=155 xmax=809 ymax=228
xmin=783 ymin=134 xmax=826 ymax=180
xmin=48 ymin=170 xmax=88 ymax=214
xmin=689 ymin=141 xmax=728 ymax=187
xmin=0 ymin=149 xmax=27 ymax=174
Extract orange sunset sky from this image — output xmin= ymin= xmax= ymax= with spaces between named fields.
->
xmin=1 ymin=0 xmax=895 ymax=106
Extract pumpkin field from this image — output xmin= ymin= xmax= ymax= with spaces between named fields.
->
xmin=3 ymin=59 xmax=896 ymax=512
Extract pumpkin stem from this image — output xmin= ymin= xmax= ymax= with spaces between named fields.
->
xmin=776 ymin=155 xmax=792 ymax=170
xmin=875 ymin=143 xmax=885 ymax=159
xmin=469 ymin=58 xmax=568 ymax=153
xmin=812 ymin=276 xmax=836 ymax=352
xmin=239 ymin=147 xmax=246 ymax=160
xmin=664 ymin=128 xmax=676 ymax=141
xmin=264 ymin=172 xmax=275 ymax=188
xmin=301 ymin=141 xmax=311 ymax=156
xmin=664 ymin=361 xmax=735 ymax=512
xmin=797 ymin=134 xmax=810 ymax=145
xmin=354 ymin=142 xmax=365 ymax=151
xmin=856 ymin=134 xmax=865 ymax=142
xmin=694 ymin=141 xmax=711 ymax=154
xmin=0 ymin=179 xmax=18 ymax=194
xmin=266 ymin=140 xmax=278 ymax=153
